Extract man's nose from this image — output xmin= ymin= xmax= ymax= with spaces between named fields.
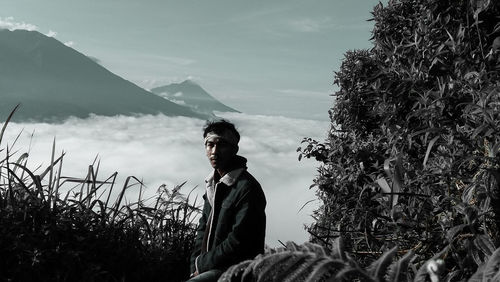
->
xmin=210 ymin=144 xmax=220 ymax=154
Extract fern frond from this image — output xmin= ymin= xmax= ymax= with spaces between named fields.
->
xmin=367 ymin=245 xmax=398 ymax=281
xmin=414 ymin=246 xmax=449 ymax=282
xmin=305 ymin=259 xmax=346 ymax=281
xmin=387 ymin=250 xmax=414 ymax=282
xmin=467 ymin=264 xmax=484 ymax=282
xmin=330 ymin=236 xmax=346 ymax=261
xmin=481 ymin=247 xmax=500 ymax=281
xmin=333 ymin=266 xmax=376 ymax=282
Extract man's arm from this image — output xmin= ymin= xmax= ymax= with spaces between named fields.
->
xmin=190 ymin=195 xmax=211 ymax=274
xmin=195 ymin=183 xmax=266 ymax=273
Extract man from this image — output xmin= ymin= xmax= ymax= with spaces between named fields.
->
xmin=188 ymin=120 xmax=266 ymax=282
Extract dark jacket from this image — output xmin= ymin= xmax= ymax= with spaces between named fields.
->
xmin=190 ymin=157 xmax=266 ymax=274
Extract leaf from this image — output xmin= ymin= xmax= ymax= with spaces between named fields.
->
xmin=482 ymin=247 xmax=500 ymax=280
xmin=5 ymin=166 xmax=35 ymax=198
xmin=335 ymin=267 xmax=376 ymax=282
xmin=384 ymin=158 xmax=393 ymax=180
xmin=14 ymin=152 xmax=29 ymax=165
xmin=487 ymin=169 xmax=500 ymax=193
xmin=377 ymin=177 xmax=392 ymax=193
xmin=464 ymin=71 xmax=480 ymax=80
xmin=330 ymin=236 xmax=346 ymax=261
xmin=298 ymin=198 xmax=317 ymax=213
xmin=473 ymin=0 xmax=491 ymax=20
xmin=0 ymin=104 xmax=20 ymax=146
xmin=468 ymin=264 xmax=485 ymax=282
xmin=446 ymin=224 xmax=467 ymax=242
xmin=367 ymin=245 xmax=398 ymax=281
xmin=381 ymin=156 xmax=403 ymax=209
xmin=491 ymin=270 xmax=500 ymax=282
xmin=386 ymin=250 xmax=414 ymax=282
xmin=462 ymin=184 xmax=476 ymax=204
xmin=423 ymin=136 xmax=439 ymax=169
xmin=473 ymin=235 xmax=495 ymax=257
xmin=39 ymin=153 xmax=66 ymax=181
xmin=414 ymin=246 xmax=450 ymax=282
xmin=392 ymin=156 xmax=404 ymax=207
xmin=470 ymin=244 xmax=484 ymax=266
xmin=472 ymin=124 xmax=487 ymax=139
xmin=492 ymin=142 xmax=500 ymax=158
xmin=306 ymin=259 xmax=346 ymax=281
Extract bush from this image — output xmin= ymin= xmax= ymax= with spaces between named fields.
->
xmin=0 ymin=107 xmax=199 ymax=281
xmin=299 ymin=0 xmax=500 ymax=280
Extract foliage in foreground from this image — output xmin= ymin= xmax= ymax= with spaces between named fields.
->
xmin=220 ymin=239 xmax=500 ymax=282
xmin=300 ymin=0 xmax=500 ymax=280
xmin=0 ymin=110 xmax=199 ymax=281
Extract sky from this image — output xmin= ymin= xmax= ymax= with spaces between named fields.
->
xmin=0 ymin=0 xmax=379 ymax=120
xmin=2 ymin=113 xmax=329 ymax=247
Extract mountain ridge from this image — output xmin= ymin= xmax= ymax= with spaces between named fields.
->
xmin=0 ymin=29 xmax=207 ymax=122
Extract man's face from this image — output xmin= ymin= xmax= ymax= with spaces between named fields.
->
xmin=205 ymin=133 xmax=237 ymax=170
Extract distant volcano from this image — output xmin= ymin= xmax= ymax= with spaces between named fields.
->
xmin=151 ymin=80 xmax=239 ymax=115
xmin=0 ymin=29 xmax=207 ymax=122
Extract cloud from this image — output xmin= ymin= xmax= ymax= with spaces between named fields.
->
xmin=3 ymin=113 xmax=328 ymax=247
xmin=46 ymin=30 xmax=57 ymax=37
xmin=140 ymin=76 xmax=198 ymax=91
xmin=167 ymin=98 xmax=187 ymax=106
xmin=0 ymin=16 xmax=38 ymax=31
xmin=87 ymin=56 xmax=102 ymax=64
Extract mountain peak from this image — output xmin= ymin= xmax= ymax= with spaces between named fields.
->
xmin=151 ymin=81 xmax=239 ymax=115
xmin=0 ymin=29 xmax=207 ymax=122
xmin=180 ymin=80 xmax=198 ymax=86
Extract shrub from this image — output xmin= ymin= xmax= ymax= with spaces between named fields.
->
xmin=0 ymin=107 xmax=199 ymax=281
xmin=299 ymin=0 xmax=500 ymax=280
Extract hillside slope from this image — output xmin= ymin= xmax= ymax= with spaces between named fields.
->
xmin=0 ymin=29 xmax=206 ymax=122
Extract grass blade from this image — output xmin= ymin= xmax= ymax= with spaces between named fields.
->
xmin=0 ymin=104 xmax=20 ymax=147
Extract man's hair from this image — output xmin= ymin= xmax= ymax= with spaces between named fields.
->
xmin=203 ymin=119 xmax=240 ymax=143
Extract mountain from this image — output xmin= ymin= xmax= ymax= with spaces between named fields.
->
xmin=0 ymin=29 xmax=207 ymax=122
xmin=150 ymin=80 xmax=239 ymax=115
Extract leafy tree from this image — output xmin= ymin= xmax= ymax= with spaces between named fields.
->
xmin=300 ymin=0 xmax=500 ymax=279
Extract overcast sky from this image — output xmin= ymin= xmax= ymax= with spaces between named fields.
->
xmin=0 ymin=0 xmax=379 ymax=120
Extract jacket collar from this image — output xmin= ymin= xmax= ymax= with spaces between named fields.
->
xmin=205 ymin=156 xmax=247 ymax=207
xmin=205 ymin=167 xmax=245 ymax=187
xmin=204 ymin=155 xmax=247 ymax=185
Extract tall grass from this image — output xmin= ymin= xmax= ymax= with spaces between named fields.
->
xmin=0 ymin=107 xmax=200 ymax=282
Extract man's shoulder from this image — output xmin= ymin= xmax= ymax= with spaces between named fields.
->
xmin=236 ymin=170 xmax=261 ymax=188
xmin=234 ymin=170 xmax=265 ymax=200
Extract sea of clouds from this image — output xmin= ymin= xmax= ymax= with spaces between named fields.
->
xmin=2 ymin=112 xmax=329 ymax=247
